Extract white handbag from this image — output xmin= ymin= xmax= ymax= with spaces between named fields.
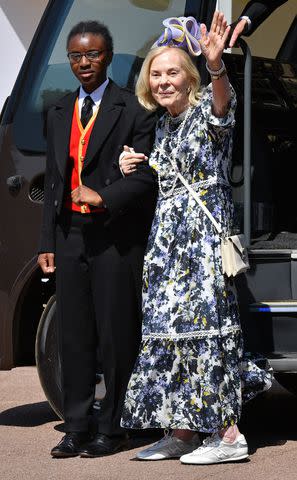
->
xmin=220 ymin=234 xmax=249 ymax=277
xmin=175 ymin=171 xmax=249 ymax=278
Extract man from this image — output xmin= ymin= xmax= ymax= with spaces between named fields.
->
xmin=197 ymin=0 xmax=287 ymax=85
xmin=229 ymin=0 xmax=287 ymax=47
xmin=38 ymin=20 xmax=156 ymax=458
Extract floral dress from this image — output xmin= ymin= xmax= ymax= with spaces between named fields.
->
xmin=121 ymin=84 xmax=272 ymax=433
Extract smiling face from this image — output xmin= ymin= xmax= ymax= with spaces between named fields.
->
xmin=149 ymin=48 xmax=190 ymax=116
xmin=67 ymin=33 xmax=112 ymax=93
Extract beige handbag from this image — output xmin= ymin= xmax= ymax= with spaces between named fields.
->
xmin=220 ymin=234 xmax=249 ymax=277
xmin=175 ymin=171 xmax=250 ymax=278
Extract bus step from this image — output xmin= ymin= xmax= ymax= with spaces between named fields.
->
xmin=249 ymin=301 xmax=297 ymax=313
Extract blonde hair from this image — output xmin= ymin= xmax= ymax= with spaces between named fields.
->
xmin=136 ymin=46 xmax=202 ymax=111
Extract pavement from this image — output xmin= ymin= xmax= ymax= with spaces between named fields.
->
xmin=1 ymin=367 xmax=297 ymax=480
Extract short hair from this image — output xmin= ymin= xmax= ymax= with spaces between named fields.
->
xmin=136 ymin=46 xmax=202 ymax=111
xmin=66 ymin=20 xmax=113 ymax=51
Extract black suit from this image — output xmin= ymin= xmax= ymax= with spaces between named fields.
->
xmin=240 ymin=0 xmax=287 ymax=36
xmin=39 ymin=79 xmax=156 ymax=435
xmin=40 ymin=80 xmax=156 ymax=252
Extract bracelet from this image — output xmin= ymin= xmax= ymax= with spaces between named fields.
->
xmin=205 ymin=60 xmax=226 ymax=76
xmin=210 ymin=69 xmax=227 ymax=80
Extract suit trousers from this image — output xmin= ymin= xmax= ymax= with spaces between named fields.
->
xmin=55 ymin=210 xmax=142 ymax=435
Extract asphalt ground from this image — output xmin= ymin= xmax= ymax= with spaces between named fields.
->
xmin=1 ymin=367 xmax=297 ymax=480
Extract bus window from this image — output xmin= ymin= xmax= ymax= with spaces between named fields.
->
xmin=13 ymin=0 xmax=187 ymax=154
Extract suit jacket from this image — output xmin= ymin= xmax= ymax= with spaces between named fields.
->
xmin=241 ymin=0 xmax=287 ymax=35
xmin=39 ymin=79 xmax=157 ymax=253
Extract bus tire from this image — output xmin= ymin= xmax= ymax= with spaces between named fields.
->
xmin=35 ymin=295 xmax=64 ymax=419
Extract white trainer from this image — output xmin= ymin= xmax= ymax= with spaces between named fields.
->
xmin=136 ymin=432 xmax=201 ymax=461
xmin=180 ymin=433 xmax=248 ymax=465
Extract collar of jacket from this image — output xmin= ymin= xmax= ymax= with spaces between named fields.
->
xmin=52 ymin=80 xmax=126 ymax=178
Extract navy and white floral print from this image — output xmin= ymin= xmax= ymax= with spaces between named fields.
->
xmin=121 ymin=84 xmax=272 ymax=433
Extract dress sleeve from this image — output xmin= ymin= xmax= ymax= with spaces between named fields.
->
xmin=200 ymin=83 xmax=237 ymax=132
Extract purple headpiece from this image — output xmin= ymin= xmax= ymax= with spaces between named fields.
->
xmin=152 ymin=16 xmax=202 ymax=56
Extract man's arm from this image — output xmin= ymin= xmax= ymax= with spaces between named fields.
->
xmin=96 ymin=106 xmax=157 ymax=215
xmin=229 ymin=0 xmax=287 ymax=47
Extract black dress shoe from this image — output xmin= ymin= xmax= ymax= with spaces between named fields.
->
xmin=80 ymin=433 xmax=129 ymax=458
xmin=51 ymin=432 xmax=91 ymax=458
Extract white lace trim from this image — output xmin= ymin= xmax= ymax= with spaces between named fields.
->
xmin=142 ymin=325 xmax=241 ymax=341
xmin=158 ymin=176 xmax=230 ymax=200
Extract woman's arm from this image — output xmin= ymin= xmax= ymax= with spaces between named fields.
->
xmin=119 ymin=146 xmax=148 ymax=176
xmin=200 ymin=11 xmax=231 ymax=117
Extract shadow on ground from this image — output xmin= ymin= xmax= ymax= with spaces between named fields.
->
xmin=240 ymin=381 xmax=297 ymax=454
xmin=1 ymin=380 xmax=297 ymax=458
xmin=0 ymin=401 xmax=59 ymax=427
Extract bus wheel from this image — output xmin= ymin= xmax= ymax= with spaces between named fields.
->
xmin=35 ymin=296 xmax=106 ymax=419
xmin=35 ymin=295 xmax=64 ymax=419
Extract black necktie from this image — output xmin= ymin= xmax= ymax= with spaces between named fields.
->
xmin=81 ymin=95 xmax=94 ymax=128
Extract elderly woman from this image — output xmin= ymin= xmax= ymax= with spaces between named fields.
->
xmin=120 ymin=12 xmax=271 ymax=465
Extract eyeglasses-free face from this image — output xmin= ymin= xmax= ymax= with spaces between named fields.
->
xmin=67 ymin=33 xmax=113 ymax=93
xmin=149 ymin=48 xmax=190 ymax=117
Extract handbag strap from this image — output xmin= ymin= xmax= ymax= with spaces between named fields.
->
xmin=176 ymin=171 xmax=223 ymax=234
xmin=164 ymin=143 xmax=222 ymax=234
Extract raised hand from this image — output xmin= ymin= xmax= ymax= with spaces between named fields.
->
xmin=199 ymin=11 xmax=230 ymax=69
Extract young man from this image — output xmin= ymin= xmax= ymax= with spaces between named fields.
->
xmin=38 ymin=21 xmax=156 ymax=458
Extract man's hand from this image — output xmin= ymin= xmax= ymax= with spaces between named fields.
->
xmin=38 ymin=253 xmax=55 ymax=274
xmin=229 ymin=18 xmax=248 ymax=48
xmin=71 ymin=185 xmax=103 ymax=207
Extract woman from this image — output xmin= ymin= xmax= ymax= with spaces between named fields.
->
xmin=120 ymin=12 xmax=272 ymax=464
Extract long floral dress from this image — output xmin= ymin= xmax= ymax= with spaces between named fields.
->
xmin=121 ymin=84 xmax=272 ymax=433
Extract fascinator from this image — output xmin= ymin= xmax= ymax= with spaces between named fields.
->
xmin=152 ymin=16 xmax=202 ymax=56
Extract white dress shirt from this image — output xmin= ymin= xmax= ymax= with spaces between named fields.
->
xmin=78 ymin=78 xmax=109 ymax=116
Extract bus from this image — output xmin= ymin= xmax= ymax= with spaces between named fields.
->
xmin=0 ymin=0 xmax=296 ymax=417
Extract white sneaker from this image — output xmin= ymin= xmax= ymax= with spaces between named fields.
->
xmin=180 ymin=433 xmax=248 ymax=465
xmin=136 ymin=432 xmax=201 ymax=461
